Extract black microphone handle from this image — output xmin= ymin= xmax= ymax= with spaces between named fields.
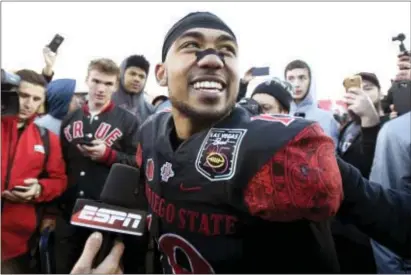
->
xmin=93 ymin=232 xmax=118 ymax=267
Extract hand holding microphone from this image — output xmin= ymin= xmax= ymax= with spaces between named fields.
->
xmin=70 ymin=232 xmax=124 ymax=274
xmin=70 ymin=163 xmax=146 ymax=272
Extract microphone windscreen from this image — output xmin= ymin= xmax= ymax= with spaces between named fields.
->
xmin=100 ymin=163 xmax=141 ymax=209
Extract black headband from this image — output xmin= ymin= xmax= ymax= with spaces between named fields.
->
xmin=161 ymin=11 xmax=236 ymax=62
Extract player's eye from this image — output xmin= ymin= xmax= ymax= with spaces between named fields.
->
xmin=220 ymin=45 xmax=237 ymax=56
xmin=181 ymin=41 xmax=200 ymax=49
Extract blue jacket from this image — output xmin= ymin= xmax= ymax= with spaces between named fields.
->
xmin=369 ymin=112 xmax=411 ymax=274
xmin=35 ymin=79 xmax=76 ymax=135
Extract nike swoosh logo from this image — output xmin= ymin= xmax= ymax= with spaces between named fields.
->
xmin=179 ymin=183 xmax=202 ymax=192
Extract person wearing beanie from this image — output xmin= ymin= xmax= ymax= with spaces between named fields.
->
xmin=111 ymin=55 xmax=154 ymax=124
xmin=251 ymin=78 xmax=293 ymax=114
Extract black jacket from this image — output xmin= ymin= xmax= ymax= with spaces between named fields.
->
xmin=336 ymin=157 xmax=411 ymax=259
xmin=59 ymin=102 xmax=139 ymax=215
xmin=337 ymin=116 xmax=389 ymax=179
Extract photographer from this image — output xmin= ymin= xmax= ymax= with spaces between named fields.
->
xmin=1 ymin=69 xmax=67 ymax=273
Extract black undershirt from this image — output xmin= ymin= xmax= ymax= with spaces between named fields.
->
xmin=169 ymin=127 xmax=184 ymax=151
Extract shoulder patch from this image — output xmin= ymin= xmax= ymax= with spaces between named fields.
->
xmin=251 ymin=114 xmax=296 ymax=127
xmin=195 ymin=128 xmax=247 ymax=182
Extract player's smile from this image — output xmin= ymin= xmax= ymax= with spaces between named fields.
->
xmin=189 ymin=75 xmax=227 ymax=101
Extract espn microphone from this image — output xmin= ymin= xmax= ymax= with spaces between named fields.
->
xmin=70 ymin=163 xmax=146 ymax=266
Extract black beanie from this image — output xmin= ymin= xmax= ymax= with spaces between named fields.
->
xmin=162 ymin=12 xmax=236 ymax=61
xmin=251 ymin=79 xmax=293 ymax=112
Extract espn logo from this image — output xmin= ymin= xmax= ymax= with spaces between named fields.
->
xmin=71 ymin=203 xmax=145 ymax=236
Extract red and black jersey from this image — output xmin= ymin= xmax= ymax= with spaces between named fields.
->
xmin=137 ymin=106 xmax=343 ymax=273
xmin=59 ymin=102 xmax=139 ymax=213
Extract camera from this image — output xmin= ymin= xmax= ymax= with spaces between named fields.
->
xmin=390 ymin=33 xmax=411 ymax=116
xmin=1 ymin=69 xmax=21 ymax=116
xmin=392 ymin=33 xmax=409 ymax=56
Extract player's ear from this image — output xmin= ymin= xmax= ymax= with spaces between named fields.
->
xmin=155 ymin=63 xmax=167 ymax=87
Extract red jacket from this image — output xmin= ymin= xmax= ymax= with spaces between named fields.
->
xmin=1 ymin=116 xmax=67 ymax=261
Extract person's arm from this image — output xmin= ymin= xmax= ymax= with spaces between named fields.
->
xmin=236 ymin=68 xmax=255 ymax=102
xmin=336 ymin=157 xmax=411 ymax=259
xmin=35 ymin=133 xmax=68 ymax=202
xmin=41 ymin=47 xmax=56 ymax=83
xmin=98 ymin=116 xmax=139 ymax=167
xmin=236 ymin=80 xmax=249 ymax=102
xmin=244 ymin=123 xmax=343 ymax=221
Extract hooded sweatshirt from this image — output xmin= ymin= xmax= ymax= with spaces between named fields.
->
xmin=35 ymin=79 xmax=76 ymax=135
xmin=111 ymin=57 xmax=154 ymax=124
xmin=288 ymin=68 xmax=340 ymax=146
xmin=369 ymin=111 xmax=411 ymax=274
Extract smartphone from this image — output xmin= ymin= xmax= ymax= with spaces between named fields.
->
xmin=343 ymin=75 xmax=362 ymax=91
xmin=77 ymin=140 xmax=94 ymax=146
xmin=48 ymin=34 xmax=64 ymax=53
xmin=251 ymin=67 xmax=270 ymax=77
xmin=12 ymin=186 xmax=29 ymax=192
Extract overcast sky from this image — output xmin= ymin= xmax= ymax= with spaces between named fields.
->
xmin=2 ymin=2 xmax=410 ymax=101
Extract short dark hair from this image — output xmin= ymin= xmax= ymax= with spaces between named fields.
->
xmin=88 ymin=58 xmax=120 ymax=78
xmin=125 ymin=55 xmax=150 ymax=75
xmin=284 ymin=60 xmax=311 ymax=79
xmin=15 ymin=69 xmax=47 ymax=88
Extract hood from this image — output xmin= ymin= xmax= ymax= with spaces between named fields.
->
xmin=289 ymin=64 xmax=318 ymax=114
xmin=46 ymin=79 xmax=76 ymax=120
xmin=111 ymin=57 xmax=154 ymax=124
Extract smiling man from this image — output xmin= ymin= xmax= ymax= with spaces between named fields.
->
xmin=127 ymin=12 xmax=344 ymax=273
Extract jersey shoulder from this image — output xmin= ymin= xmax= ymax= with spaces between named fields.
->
xmin=140 ymin=109 xmax=172 ymax=139
xmin=247 ymin=113 xmax=313 ymax=132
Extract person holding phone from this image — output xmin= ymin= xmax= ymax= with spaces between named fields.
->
xmin=333 ymin=72 xmax=392 ymax=274
xmin=56 ymin=58 xmax=142 ymax=274
xmin=1 ymin=69 xmax=67 ymax=273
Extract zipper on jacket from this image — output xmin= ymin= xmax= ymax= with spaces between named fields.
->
xmin=1 ymin=129 xmax=18 ymax=212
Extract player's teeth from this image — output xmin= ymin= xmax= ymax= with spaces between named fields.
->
xmin=193 ymin=81 xmax=223 ymax=90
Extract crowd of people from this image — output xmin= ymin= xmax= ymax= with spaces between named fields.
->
xmin=1 ymin=11 xmax=410 ymax=274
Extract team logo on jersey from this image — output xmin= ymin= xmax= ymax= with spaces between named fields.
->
xmin=195 ymin=128 xmax=247 ymax=182
xmin=160 ymin=162 xmax=174 ymax=182
xmin=145 ymin=158 xmax=154 ymax=182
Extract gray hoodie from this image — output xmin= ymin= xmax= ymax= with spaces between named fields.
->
xmin=369 ymin=111 xmax=411 ymax=273
xmin=289 ymin=71 xmax=340 ymax=146
xmin=111 ymin=57 xmax=154 ymax=124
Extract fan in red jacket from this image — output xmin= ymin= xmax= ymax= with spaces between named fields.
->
xmin=1 ymin=69 xmax=67 ymax=273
